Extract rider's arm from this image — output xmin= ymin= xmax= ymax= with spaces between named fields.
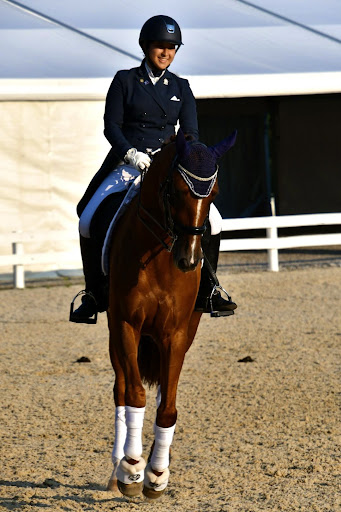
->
xmin=104 ymin=71 xmax=133 ymax=160
xmin=104 ymin=71 xmax=151 ymax=171
xmin=178 ymin=78 xmax=199 ymax=142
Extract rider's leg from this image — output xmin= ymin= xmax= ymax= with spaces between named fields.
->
xmin=69 ymin=235 xmax=108 ymax=323
xmin=195 ymin=206 xmax=237 ymax=315
xmin=70 ymin=190 xmax=127 ymax=324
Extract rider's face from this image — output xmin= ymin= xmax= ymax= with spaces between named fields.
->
xmin=147 ymin=41 xmax=176 ymax=71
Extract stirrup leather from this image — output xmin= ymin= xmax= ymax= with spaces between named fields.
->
xmin=69 ymin=289 xmax=98 ymax=324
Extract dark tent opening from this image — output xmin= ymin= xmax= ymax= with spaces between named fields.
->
xmin=197 ymin=93 xmax=341 ymax=227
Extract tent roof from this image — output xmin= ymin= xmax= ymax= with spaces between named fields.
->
xmin=1 ymin=0 xmax=341 ymax=99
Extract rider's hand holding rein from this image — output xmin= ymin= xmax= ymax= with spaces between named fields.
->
xmin=124 ymin=148 xmax=151 ymax=172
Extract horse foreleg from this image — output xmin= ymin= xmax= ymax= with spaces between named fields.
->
xmin=108 ymin=335 xmax=127 ymax=492
xmin=108 ymin=407 xmax=147 ymax=497
xmin=143 ymin=334 xmax=188 ymax=499
xmin=107 ymin=406 xmax=126 ymax=492
xmin=109 ymin=322 xmax=147 ymax=497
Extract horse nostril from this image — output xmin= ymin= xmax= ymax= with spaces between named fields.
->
xmin=177 ymin=258 xmax=197 ymax=273
xmin=177 ymin=258 xmax=188 ymax=271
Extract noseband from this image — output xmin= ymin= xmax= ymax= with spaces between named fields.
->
xmin=138 ymin=156 xmax=212 ymax=252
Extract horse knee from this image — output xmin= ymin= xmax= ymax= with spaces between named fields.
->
xmin=156 ymin=407 xmax=177 ymax=428
xmin=113 ymin=378 xmax=125 ymax=406
xmin=125 ymin=384 xmax=146 ymax=408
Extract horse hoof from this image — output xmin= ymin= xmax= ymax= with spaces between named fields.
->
xmin=117 ymin=480 xmax=143 ymax=497
xmin=107 ymin=475 xmax=119 ymax=493
xmin=142 ymin=485 xmax=166 ymax=500
xmin=143 ymin=463 xmax=169 ymax=499
xmin=115 ymin=456 xmax=146 ymax=498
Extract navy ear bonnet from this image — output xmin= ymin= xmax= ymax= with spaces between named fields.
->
xmin=177 ymin=143 xmax=218 ymax=198
xmin=175 ymin=128 xmax=237 ymax=198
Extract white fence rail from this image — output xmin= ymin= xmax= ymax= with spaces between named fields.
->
xmin=0 ymin=230 xmax=81 ymax=289
xmin=221 ymin=212 xmax=341 ymax=272
xmin=0 ymin=213 xmax=340 ymax=288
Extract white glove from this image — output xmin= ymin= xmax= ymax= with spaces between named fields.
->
xmin=124 ymin=148 xmax=151 ymax=172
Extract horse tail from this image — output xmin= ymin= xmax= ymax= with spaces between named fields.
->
xmin=138 ymin=335 xmax=160 ymax=387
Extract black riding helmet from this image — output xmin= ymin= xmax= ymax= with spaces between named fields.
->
xmin=139 ymin=15 xmax=183 ymax=50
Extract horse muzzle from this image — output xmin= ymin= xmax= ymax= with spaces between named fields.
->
xmin=173 ymin=235 xmax=203 ymax=273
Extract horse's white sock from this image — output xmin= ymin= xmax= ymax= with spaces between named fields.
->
xmin=112 ymin=406 xmax=127 ymax=463
xmin=150 ymin=424 xmax=176 ymax=472
xmin=124 ymin=406 xmax=145 ymax=460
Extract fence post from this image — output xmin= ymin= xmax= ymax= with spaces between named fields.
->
xmin=12 ymin=242 xmax=25 ymax=289
xmin=267 ymin=197 xmax=279 ymax=271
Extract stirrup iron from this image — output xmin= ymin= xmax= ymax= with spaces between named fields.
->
xmin=209 ymin=284 xmax=234 ymax=318
xmin=69 ymin=289 xmax=98 ymax=324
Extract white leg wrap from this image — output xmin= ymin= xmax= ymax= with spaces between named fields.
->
xmin=150 ymin=424 xmax=176 ymax=472
xmin=209 ymin=203 xmax=222 ymax=235
xmin=123 ymin=406 xmax=145 ymax=460
xmin=112 ymin=406 xmax=127 ymax=463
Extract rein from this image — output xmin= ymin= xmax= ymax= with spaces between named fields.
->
xmin=137 ymin=157 xmax=208 ymax=252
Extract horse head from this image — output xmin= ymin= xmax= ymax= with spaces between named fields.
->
xmin=170 ymin=128 xmax=237 ymax=272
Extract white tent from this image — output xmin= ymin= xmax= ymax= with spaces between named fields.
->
xmin=1 ymin=0 xmax=341 ymax=98
xmin=1 ymin=0 xmax=341 ymax=275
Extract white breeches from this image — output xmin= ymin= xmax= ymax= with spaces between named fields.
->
xmin=209 ymin=203 xmax=222 ymax=235
xmin=79 ymin=164 xmax=139 ymax=238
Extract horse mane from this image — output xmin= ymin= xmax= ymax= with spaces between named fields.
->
xmin=162 ymin=133 xmax=196 ymax=148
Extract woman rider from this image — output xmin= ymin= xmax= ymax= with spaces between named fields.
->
xmin=70 ymin=15 xmax=237 ymax=324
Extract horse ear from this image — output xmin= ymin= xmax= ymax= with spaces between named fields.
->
xmin=176 ymin=128 xmax=190 ymax=159
xmin=208 ymin=130 xmax=237 ymax=160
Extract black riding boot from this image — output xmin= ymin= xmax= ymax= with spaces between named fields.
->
xmin=69 ymin=235 xmax=108 ymax=324
xmin=195 ymin=231 xmax=237 ymax=316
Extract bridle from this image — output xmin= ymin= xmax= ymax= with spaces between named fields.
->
xmin=137 ymin=154 xmax=215 ymax=252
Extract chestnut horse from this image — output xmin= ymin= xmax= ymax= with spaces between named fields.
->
xmin=107 ymin=128 xmax=236 ymax=499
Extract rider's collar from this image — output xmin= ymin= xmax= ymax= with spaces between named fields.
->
xmin=145 ymin=61 xmax=166 ymax=85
